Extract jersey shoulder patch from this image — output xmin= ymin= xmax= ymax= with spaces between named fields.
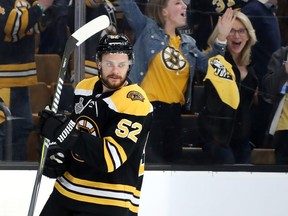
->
xmin=104 ymin=84 xmax=153 ymax=116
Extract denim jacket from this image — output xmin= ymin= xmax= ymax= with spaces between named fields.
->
xmin=119 ymin=0 xmax=226 ymax=110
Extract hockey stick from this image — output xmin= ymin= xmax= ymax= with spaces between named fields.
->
xmin=28 ymin=15 xmax=110 ymax=216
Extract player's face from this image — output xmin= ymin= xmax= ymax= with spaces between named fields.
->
xmin=227 ymin=19 xmax=249 ymax=56
xmin=99 ymin=53 xmax=130 ymax=91
xmin=162 ymin=0 xmax=187 ymax=29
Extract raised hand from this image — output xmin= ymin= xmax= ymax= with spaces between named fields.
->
xmin=217 ymin=8 xmax=235 ymax=42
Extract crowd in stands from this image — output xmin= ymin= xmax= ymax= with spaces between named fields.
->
xmin=0 ymin=0 xmax=287 ymax=165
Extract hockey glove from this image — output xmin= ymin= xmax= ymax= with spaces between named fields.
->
xmin=39 ymin=108 xmax=79 ymax=150
xmin=43 ymin=142 xmax=67 ymax=178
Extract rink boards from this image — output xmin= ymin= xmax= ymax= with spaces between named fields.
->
xmin=1 ymin=163 xmax=288 ymax=216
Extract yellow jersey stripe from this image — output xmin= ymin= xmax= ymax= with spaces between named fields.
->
xmin=0 ymin=62 xmax=36 ymax=71
xmin=105 ymin=136 xmax=127 ymax=169
xmin=4 ymin=9 xmax=18 ymax=42
xmin=104 ymin=140 xmax=114 ymax=172
xmin=19 ymin=8 xmax=28 ymax=36
xmin=64 ymin=172 xmax=140 ymax=196
xmin=55 ymin=181 xmax=139 ymax=213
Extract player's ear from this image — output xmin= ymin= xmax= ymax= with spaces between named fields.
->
xmin=97 ymin=61 xmax=102 ymax=70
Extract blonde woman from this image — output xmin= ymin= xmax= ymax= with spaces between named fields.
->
xmin=200 ymin=10 xmax=258 ymax=164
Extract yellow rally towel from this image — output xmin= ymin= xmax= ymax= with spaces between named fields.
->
xmin=204 ymin=55 xmax=240 ymax=109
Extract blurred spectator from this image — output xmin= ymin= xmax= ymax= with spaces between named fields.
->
xmin=38 ymin=0 xmax=117 ymax=79
xmin=119 ymin=0 xmax=235 ymax=163
xmin=37 ymin=0 xmax=72 ymax=88
xmin=190 ymin=0 xmax=250 ymax=50
xmin=0 ymin=0 xmax=54 ymax=160
xmin=277 ymin=0 xmax=288 ymax=46
xmin=263 ymin=46 xmax=288 ymax=164
xmin=118 ymin=0 xmax=149 ymax=45
xmin=241 ymin=0 xmax=281 ymax=148
xmin=200 ymin=10 xmax=257 ymax=164
xmin=68 ymin=0 xmax=117 ymax=78
xmin=38 ymin=0 xmax=71 ymax=57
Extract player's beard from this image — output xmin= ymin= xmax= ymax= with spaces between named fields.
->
xmin=100 ymin=73 xmax=127 ymax=90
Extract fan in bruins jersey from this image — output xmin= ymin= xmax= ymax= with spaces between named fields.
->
xmin=39 ymin=34 xmax=153 ymax=216
xmin=0 ymin=0 xmax=54 ymax=160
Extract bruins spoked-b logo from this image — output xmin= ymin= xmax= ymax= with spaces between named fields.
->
xmin=127 ymin=91 xmax=145 ymax=102
xmin=71 ymin=116 xmax=100 ymax=162
xmin=77 ymin=116 xmax=99 ymax=137
xmin=162 ymin=46 xmax=186 ymax=71
xmin=210 ymin=57 xmax=233 ymax=80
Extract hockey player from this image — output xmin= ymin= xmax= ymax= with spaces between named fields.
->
xmin=39 ymin=33 xmax=153 ymax=216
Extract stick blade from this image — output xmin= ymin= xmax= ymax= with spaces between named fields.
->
xmin=72 ymin=15 xmax=110 ymax=46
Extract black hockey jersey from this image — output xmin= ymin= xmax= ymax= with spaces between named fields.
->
xmin=0 ymin=0 xmax=44 ymax=87
xmin=50 ymin=76 xmax=153 ymax=215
